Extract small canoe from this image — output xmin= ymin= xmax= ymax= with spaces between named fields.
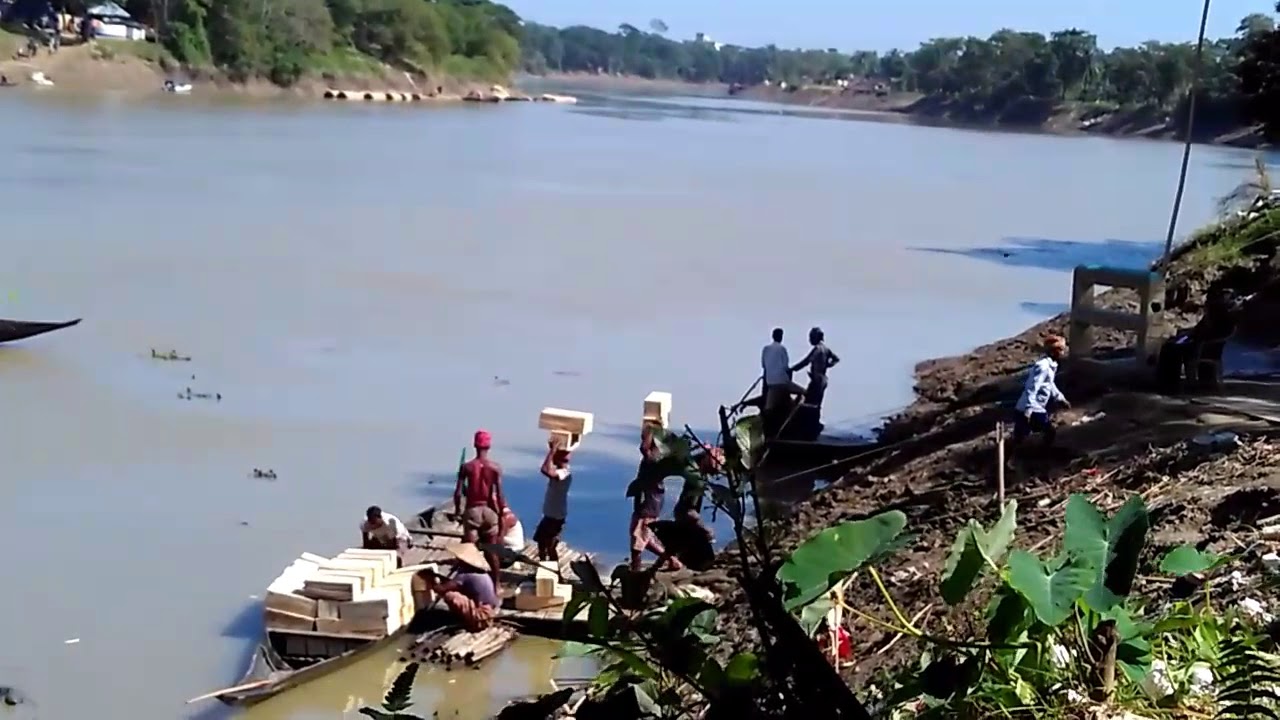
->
xmin=209 ymin=626 xmax=408 ymax=707
xmin=0 ymin=318 xmax=81 ymax=345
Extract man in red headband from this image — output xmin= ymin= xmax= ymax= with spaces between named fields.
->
xmin=454 ymin=429 xmax=506 ymax=591
xmin=533 ymin=435 xmax=573 ymax=562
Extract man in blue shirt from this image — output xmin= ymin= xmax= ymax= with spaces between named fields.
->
xmin=1012 ymin=335 xmax=1070 ymax=447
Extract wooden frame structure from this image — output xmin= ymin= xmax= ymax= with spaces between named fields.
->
xmin=1069 ymin=265 xmax=1165 ymax=367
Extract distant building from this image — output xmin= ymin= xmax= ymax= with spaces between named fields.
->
xmin=86 ymin=1 xmax=147 ymax=40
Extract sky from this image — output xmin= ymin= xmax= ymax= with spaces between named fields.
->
xmin=506 ymin=0 xmax=1274 ymax=51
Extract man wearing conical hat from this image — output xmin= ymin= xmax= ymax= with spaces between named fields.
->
xmin=1012 ymin=335 xmax=1070 ymax=448
xmin=415 ymin=544 xmax=499 ymax=632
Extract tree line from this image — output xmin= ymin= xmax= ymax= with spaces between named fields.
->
xmin=107 ymin=0 xmax=522 ymax=85
xmin=520 ymin=6 xmax=1280 ymax=138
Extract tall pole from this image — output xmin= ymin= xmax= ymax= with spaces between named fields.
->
xmin=1159 ymin=0 xmax=1215 ymax=273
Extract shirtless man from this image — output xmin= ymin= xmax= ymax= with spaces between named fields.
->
xmin=453 ymin=429 xmax=507 ymax=591
xmin=791 ymin=326 xmax=841 ymax=411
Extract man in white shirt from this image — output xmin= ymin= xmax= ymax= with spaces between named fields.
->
xmin=761 ymin=327 xmax=800 ymax=435
xmin=500 ymin=507 xmax=525 ymax=553
xmin=360 ymin=505 xmax=411 ymax=567
xmin=1013 ymin=335 xmax=1070 ymax=448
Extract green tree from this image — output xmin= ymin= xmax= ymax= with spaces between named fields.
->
xmin=1236 ymin=17 xmax=1280 ymax=139
xmin=1049 ymin=29 xmax=1098 ymax=98
xmin=150 ymin=0 xmax=524 ymax=86
xmin=520 ymin=10 xmax=1280 ymax=133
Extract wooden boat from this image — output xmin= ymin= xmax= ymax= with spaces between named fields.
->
xmin=209 ymin=626 xmax=409 ymax=707
xmin=0 ymin=318 xmax=81 ymax=345
xmin=203 ymin=500 xmax=599 ymax=707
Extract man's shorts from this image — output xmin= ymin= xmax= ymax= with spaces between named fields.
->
xmin=462 ymin=505 xmax=500 ymax=540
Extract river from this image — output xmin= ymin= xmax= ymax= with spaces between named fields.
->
xmin=0 ymin=85 xmax=1276 ymax=720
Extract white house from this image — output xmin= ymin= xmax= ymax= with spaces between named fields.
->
xmin=86 ymin=1 xmax=147 ymax=40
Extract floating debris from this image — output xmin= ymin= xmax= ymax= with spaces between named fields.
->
xmin=64 ymin=638 xmax=80 ymax=645
xmin=552 ymin=370 xmax=582 ymax=377
xmin=0 ymin=686 xmax=27 ymax=706
xmin=151 ymin=348 xmax=192 ymax=362
xmin=252 ymin=468 xmax=278 ymax=480
xmin=178 ymin=387 xmax=222 ymax=402
xmin=493 ymin=375 xmax=510 ymax=387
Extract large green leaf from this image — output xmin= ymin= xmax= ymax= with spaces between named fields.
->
xmin=985 ymin=587 xmax=1033 ymax=644
xmin=1159 ymin=545 xmax=1225 ymax=577
xmin=1006 ymin=549 xmax=1094 ymax=626
xmin=724 ymin=653 xmax=761 ymax=685
xmin=798 ymin=596 xmax=834 ymax=636
xmin=778 ymin=510 xmax=908 ymax=610
xmin=1063 ymin=494 xmax=1150 ymax=612
xmin=939 ymin=500 xmax=1018 ymax=605
xmin=732 ymin=415 xmax=763 ymax=469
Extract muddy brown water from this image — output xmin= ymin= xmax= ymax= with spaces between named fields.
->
xmin=0 ymin=87 xmax=1276 ymax=719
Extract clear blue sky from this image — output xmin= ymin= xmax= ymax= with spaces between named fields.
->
xmin=507 ymin=0 xmax=1274 ymax=51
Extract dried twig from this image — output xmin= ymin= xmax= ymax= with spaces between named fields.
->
xmin=875 ymin=605 xmax=934 ymax=657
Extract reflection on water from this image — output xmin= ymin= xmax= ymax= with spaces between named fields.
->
xmin=243 ymin=638 xmax=593 ymax=720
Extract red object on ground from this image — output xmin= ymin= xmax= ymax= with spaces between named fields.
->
xmin=817 ymin=625 xmax=853 ymax=661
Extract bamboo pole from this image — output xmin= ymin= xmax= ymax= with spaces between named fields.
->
xmin=1159 ymin=0 xmax=1214 ymax=272
xmin=995 ymin=422 xmax=1006 ymax=506
xmin=185 ymin=678 xmax=273 ymax=704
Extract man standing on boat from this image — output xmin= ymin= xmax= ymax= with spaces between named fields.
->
xmin=454 ymin=429 xmax=506 ymax=591
xmin=791 ymin=327 xmax=841 ymax=413
xmin=360 ymin=506 xmax=411 ymax=567
xmin=761 ymin=327 xmax=797 ymax=436
xmin=534 ymin=435 xmax=572 ymax=562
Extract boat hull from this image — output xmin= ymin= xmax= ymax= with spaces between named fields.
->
xmin=0 ymin=318 xmax=81 ymax=345
xmin=217 ymin=627 xmax=407 ymax=707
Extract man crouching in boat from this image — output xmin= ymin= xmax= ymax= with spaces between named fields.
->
xmin=360 ymin=506 xmax=410 ymax=567
xmin=415 ymin=545 xmax=499 ymax=632
xmin=454 ymin=429 xmax=507 ymax=592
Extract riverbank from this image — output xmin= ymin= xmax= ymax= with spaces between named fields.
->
xmin=736 ymin=84 xmax=1272 ymax=148
xmin=694 ymin=200 xmax=1280 ymax=693
xmin=527 ymin=72 xmax=1270 ymax=148
xmin=0 ymin=30 xmax=489 ymax=99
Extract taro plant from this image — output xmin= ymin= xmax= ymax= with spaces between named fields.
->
xmin=778 ymin=490 xmax=1280 ymax=719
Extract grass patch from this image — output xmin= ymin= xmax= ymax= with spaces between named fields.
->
xmin=308 ymin=47 xmax=386 ymax=77
xmin=1174 ymin=205 xmax=1280 ymax=276
xmin=93 ymin=38 xmax=176 ymax=66
xmin=1 ymin=26 xmax=24 ymax=58
xmin=439 ymin=53 xmax=507 ymax=82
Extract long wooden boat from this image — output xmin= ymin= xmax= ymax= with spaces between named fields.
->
xmin=212 ymin=626 xmax=409 ymax=707
xmin=0 ymin=318 xmax=81 ymax=345
xmin=207 ymin=501 xmax=597 ymax=708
